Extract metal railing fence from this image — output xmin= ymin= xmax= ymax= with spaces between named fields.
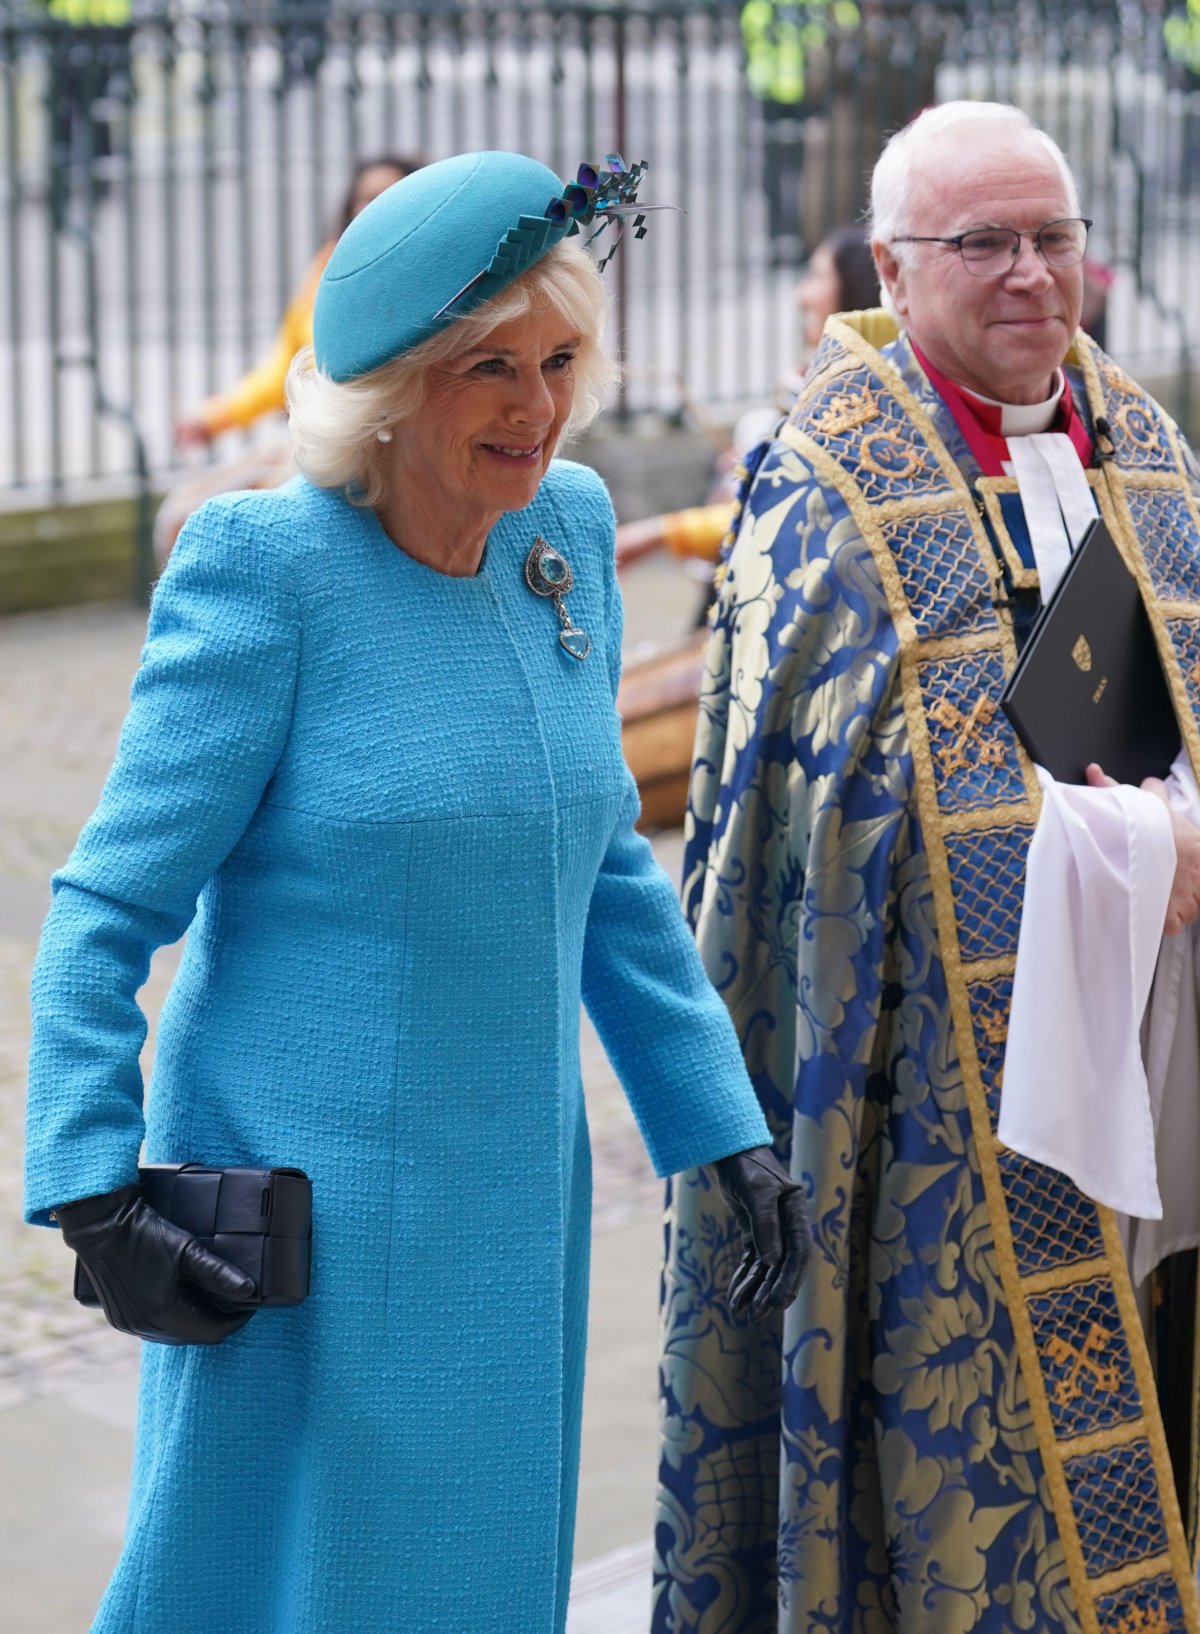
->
xmin=0 ymin=0 xmax=1198 ymax=505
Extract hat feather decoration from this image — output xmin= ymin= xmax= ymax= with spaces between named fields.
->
xmin=434 ymin=153 xmax=669 ymax=321
xmin=315 ymin=149 xmax=673 ymax=381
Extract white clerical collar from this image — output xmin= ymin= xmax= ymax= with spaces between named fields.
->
xmin=960 ymin=373 xmax=1065 ymax=437
xmin=952 ymin=369 xmax=1091 ymax=597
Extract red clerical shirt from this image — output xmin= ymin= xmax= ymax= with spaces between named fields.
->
xmin=910 ymin=339 xmax=1094 ymax=478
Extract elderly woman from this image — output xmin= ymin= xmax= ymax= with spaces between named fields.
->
xmin=23 ymin=152 xmax=810 ymax=1634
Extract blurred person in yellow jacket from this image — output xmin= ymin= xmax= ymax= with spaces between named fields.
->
xmin=174 ymin=156 xmax=422 ymax=448
xmin=155 ymin=155 xmax=422 ymax=563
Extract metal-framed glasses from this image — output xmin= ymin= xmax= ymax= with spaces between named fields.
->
xmin=891 ymin=217 xmax=1093 ymax=277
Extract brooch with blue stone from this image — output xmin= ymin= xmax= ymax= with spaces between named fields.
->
xmin=524 ymin=536 xmax=590 ymax=661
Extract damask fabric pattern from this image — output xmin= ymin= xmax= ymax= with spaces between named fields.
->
xmin=657 ymin=321 xmax=1200 ymax=1634
xmin=23 ymin=465 xmax=770 ymax=1634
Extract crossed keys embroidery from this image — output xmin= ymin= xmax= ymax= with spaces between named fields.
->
xmin=928 ymin=696 xmax=1008 ymax=775
xmin=1045 ymin=1322 xmax=1122 ymax=1405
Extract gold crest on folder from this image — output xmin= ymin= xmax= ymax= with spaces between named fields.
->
xmin=1072 ymin=635 xmax=1093 ymax=673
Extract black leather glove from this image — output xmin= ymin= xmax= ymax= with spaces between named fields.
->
xmin=55 ymin=1183 xmax=258 ymax=1346
xmin=710 ymin=1145 xmax=813 ymax=1320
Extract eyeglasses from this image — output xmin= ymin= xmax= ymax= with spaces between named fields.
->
xmin=891 ymin=217 xmax=1093 ymax=277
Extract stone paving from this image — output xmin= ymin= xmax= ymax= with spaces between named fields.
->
xmin=0 ymin=605 xmax=167 ymax=1409
xmin=0 ymin=553 xmax=698 ymax=1408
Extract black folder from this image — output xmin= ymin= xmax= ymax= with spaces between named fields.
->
xmin=1000 ymin=517 xmax=1180 ymax=786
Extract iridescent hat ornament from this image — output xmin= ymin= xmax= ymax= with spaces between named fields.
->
xmin=435 ymin=152 xmax=661 ymax=323
xmin=313 ymin=149 xmax=665 ymax=382
xmin=525 ymin=537 xmax=590 ymax=661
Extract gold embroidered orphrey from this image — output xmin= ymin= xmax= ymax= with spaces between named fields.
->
xmin=784 ymin=313 xmax=1200 ymax=1634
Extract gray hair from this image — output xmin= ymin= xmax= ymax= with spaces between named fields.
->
xmin=869 ymin=101 xmax=1081 ymax=265
xmin=286 ymin=239 xmax=620 ymax=508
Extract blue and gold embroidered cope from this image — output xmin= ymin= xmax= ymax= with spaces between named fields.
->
xmin=658 ymin=312 xmax=1200 ymax=1634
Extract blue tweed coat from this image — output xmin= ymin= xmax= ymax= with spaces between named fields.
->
xmin=24 ymin=465 xmax=769 ymax=1634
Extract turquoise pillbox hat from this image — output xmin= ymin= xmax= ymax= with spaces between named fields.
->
xmin=313 ymin=150 xmax=572 ymax=382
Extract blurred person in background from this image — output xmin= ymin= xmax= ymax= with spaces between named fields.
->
xmin=1080 ymin=253 xmax=1115 ymax=350
xmin=613 ymin=226 xmax=879 ymax=830
xmin=1165 ymin=0 xmax=1200 ymax=174
xmin=741 ymin=0 xmax=861 ymax=262
xmin=24 ymin=150 xmax=810 ymax=1634
xmin=41 ymin=0 xmax=133 ymax=222
xmin=172 ymin=156 xmax=422 ymax=450
xmin=794 ymin=220 xmax=880 ymax=352
xmin=156 ymin=154 xmax=422 ymax=562
xmin=614 ymin=223 xmax=879 ymax=573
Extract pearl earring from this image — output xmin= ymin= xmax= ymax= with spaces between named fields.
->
xmin=377 ymin=428 xmax=393 ymax=444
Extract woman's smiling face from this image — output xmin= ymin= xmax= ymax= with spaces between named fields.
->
xmin=382 ymin=305 xmax=580 ymax=544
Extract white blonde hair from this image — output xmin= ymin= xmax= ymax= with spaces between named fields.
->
xmin=869 ymin=101 xmax=1081 ymax=266
xmin=286 ymin=239 xmax=619 ymax=507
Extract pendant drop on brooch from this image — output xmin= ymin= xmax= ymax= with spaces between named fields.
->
xmin=524 ymin=535 xmax=591 ymax=661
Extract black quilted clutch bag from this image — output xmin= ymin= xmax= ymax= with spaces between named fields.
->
xmin=73 ymin=1163 xmax=312 ymax=1309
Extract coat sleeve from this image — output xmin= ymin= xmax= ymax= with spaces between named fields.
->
xmin=24 ymin=496 xmax=301 ymax=1225
xmin=579 ymin=511 xmax=770 ymax=1179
